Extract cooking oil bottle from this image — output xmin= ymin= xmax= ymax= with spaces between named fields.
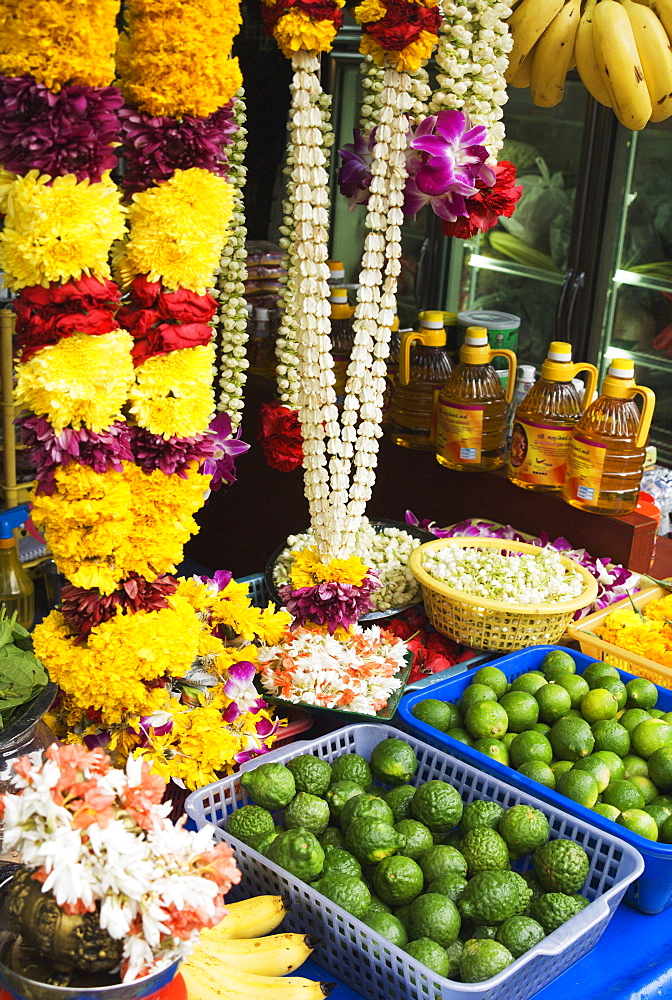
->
xmin=562 ymin=357 xmax=656 ymax=515
xmin=507 ymin=342 xmax=598 ymax=493
xmin=0 ymin=505 xmax=34 ymax=629
xmin=388 ymin=311 xmax=454 ymax=450
xmin=329 ymin=286 xmax=355 ymax=408
xmin=436 ymin=326 xmax=516 ymax=471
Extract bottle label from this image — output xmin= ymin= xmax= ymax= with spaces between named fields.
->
xmin=437 ymin=401 xmax=484 ymax=463
xmin=509 ymin=418 xmax=573 ymax=486
xmin=564 ymin=434 xmax=607 ymax=504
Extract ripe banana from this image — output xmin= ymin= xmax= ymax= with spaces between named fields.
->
xmin=509 ymin=48 xmax=534 ymax=87
xmin=634 ymin=0 xmax=672 ymax=41
xmin=191 ymin=933 xmax=318 ymax=977
xmin=574 ymin=0 xmax=614 ymax=105
xmin=593 ymin=0 xmax=652 ymax=128
xmin=622 ymin=0 xmax=672 ymax=120
xmin=182 ymin=958 xmax=334 ymax=1000
xmin=530 ymin=0 xmax=582 ymax=106
xmin=504 ymin=0 xmax=566 ymax=81
xmin=204 ymin=895 xmax=290 ymax=941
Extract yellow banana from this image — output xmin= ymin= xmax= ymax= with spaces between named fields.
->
xmin=593 ymin=0 xmax=652 ymax=128
xmin=634 ymin=0 xmax=672 ymax=41
xmin=191 ymin=932 xmax=318 ymax=978
xmin=203 ymin=895 xmax=290 ymax=941
xmin=182 ymin=958 xmax=334 ymax=1000
xmin=575 ymin=0 xmax=614 ymax=105
xmin=509 ymin=47 xmax=535 ymax=87
xmin=622 ymin=0 xmax=672 ymax=120
xmin=504 ymin=0 xmax=566 ymax=81
xmin=530 ymin=0 xmax=582 ymax=106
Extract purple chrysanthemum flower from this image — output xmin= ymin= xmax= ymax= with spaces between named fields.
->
xmin=0 ymin=76 xmax=122 ymax=182
xmin=18 ymin=415 xmax=133 ymax=494
xmin=279 ymin=571 xmax=381 ymax=634
xmin=404 ymin=111 xmax=495 ymax=222
xmin=338 ymin=129 xmax=375 ymax=210
xmin=119 ymin=104 xmax=237 ymax=194
xmin=202 ymin=412 xmax=250 ymax=490
xmin=130 ymin=427 xmax=217 ymax=478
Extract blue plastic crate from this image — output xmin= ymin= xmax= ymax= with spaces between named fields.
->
xmin=236 ymin=573 xmax=269 ymax=608
xmin=398 ymin=644 xmax=672 ymax=914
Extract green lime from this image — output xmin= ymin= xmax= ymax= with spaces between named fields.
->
xmin=648 ymin=746 xmax=672 ymax=791
xmin=592 ymin=676 xmax=627 ymax=709
xmin=240 ymin=763 xmax=296 ymax=810
xmin=286 ymin=755 xmax=332 ymax=796
xmin=591 ymin=719 xmax=631 ymax=757
xmin=365 ymin=895 xmax=392 ymax=915
xmin=509 ymin=730 xmax=553 ymax=769
xmin=447 ymin=727 xmax=477 ymax=747
xmin=495 ymin=915 xmax=545 ymax=958
xmin=473 ymin=738 xmax=510 ymax=766
xmin=395 ymin=819 xmax=434 ymax=860
xmin=344 ymin=818 xmax=400 ymax=864
xmin=592 ymin=750 xmax=626 ymax=782
xmin=340 ymin=793 xmax=394 ymax=832
xmin=593 ymin=802 xmax=621 ymax=821
xmin=465 ymin=701 xmax=509 ymax=740
xmin=370 ymin=739 xmax=417 ymax=786
xmin=411 ymin=781 xmax=464 ymax=834
xmin=529 ymin=892 xmax=587 ymax=933
xmin=502 ymin=732 xmax=518 ymax=749
xmin=419 ymin=844 xmax=468 ymax=883
xmin=663 ymin=815 xmax=672 ymax=843
xmin=562 ymin=709 xmax=583 ymax=719
xmin=572 ymin=755 xmax=611 ymax=793
xmin=631 ymin=719 xmax=672 ymax=759
xmin=427 ymin=874 xmax=468 ymax=902
xmin=617 ymin=808 xmax=659 ymax=841
xmin=533 ymin=839 xmax=590 ymax=893
xmin=517 ymin=761 xmax=556 ymax=788
xmin=557 ymin=673 xmax=590 ymax=708
xmin=650 ymin=709 xmax=666 ymax=719
xmin=622 ymin=754 xmax=649 ymax=779
xmin=460 ymin=800 xmax=505 ymax=834
xmin=630 ymin=775 xmax=658 ymax=804
xmin=325 ymin=780 xmax=365 ymax=822
xmin=372 ymin=855 xmax=424 ymax=906
xmin=460 ymin=683 xmax=498 ymax=715
xmin=551 ymin=760 xmax=575 ymax=779
xmin=549 ymin=717 xmax=595 ymax=761
xmin=227 ymin=805 xmax=275 ymax=845
xmin=580 ymin=688 xmax=619 ymax=724
xmin=446 ymin=938 xmax=464 ymax=978
xmin=499 ymin=690 xmax=540 ymax=733
xmin=472 ymin=666 xmax=509 ymax=698
xmin=536 ymin=684 xmax=572 ymax=724
xmin=459 ymin=939 xmax=514 ymax=982
xmin=458 ymin=870 xmax=532 ymax=924
xmin=626 ymin=677 xmax=659 ymax=711
xmin=470 ymin=924 xmax=498 ymax=940
xmin=406 ymin=892 xmax=461 ymax=947
xmin=498 ymin=804 xmax=550 ymax=858
xmin=284 ymin=792 xmax=331 ymax=835
xmin=540 ymin=649 xmax=577 ymax=682
xmin=556 ymin=769 xmax=599 ymax=807
xmin=412 ymin=699 xmax=457 ymax=732
xmin=662 ymin=713 xmax=672 ymax=724
xmin=602 ymin=779 xmax=646 ymax=812
xmin=511 ymin=672 xmax=548 ymax=695
xmin=645 ymin=802 xmax=672 ymax=829
xmin=248 ymin=829 xmax=282 ymax=855
xmin=384 ymin=784 xmax=417 ymax=823
xmin=320 ymin=848 xmax=363 ymax=879
xmin=533 ymin=722 xmax=552 ymax=737
xmin=362 ymin=910 xmax=408 ymax=947
xmin=405 ymin=937 xmax=449 ymax=976
xmin=620 ymin=709 xmax=652 ymax=733
xmin=442 ymin=829 xmax=463 ymax=851
xmin=314 ymin=874 xmax=372 ymax=918
xmin=460 ymin=828 xmax=510 ymax=875
xmin=653 ymin=793 xmax=672 ymax=809
xmin=330 ymin=754 xmax=373 ymax=788
xmin=319 ymin=826 xmax=345 ymax=852
xmin=268 ymin=828 xmax=325 ymax=882
xmin=582 ymin=663 xmax=620 ymax=686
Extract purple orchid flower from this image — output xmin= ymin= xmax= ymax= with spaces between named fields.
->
xmin=337 ymin=129 xmax=375 ymax=211
xmin=198 ymin=569 xmax=233 ymax=595
xmin=405 ymin=510 xmax=452 ymax=538
xmin=233 ymin=716 xmax=280 ymax=764
xmin=202 ymin=412 xmax=250 ymax=490
xmin=223 ymin=661 xmax=265 ymax=715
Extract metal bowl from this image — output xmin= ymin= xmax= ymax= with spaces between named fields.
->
xmin=264 ymin=518 xmax=434 ymax=622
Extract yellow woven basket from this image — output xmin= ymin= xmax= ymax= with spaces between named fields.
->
xmin=409 ymin=537 xmax=599 ymax=652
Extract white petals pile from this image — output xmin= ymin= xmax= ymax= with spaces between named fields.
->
xmin=430 ymin=0 xmax=513 ymax=157
xmin=422 ymin=543 xmax=586 ymax=605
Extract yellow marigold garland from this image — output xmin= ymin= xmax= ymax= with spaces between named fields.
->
xmin=290 ymin=548 xmax=370 ymax=589
xmin=128 ymin=343 xmax=216 ymax=439
xmin=116 ymin=0 xmax=243 ymax=118
xmin=0 ymin=171 xmax=126 ymax=291
xmin=594 ymin=594 xmax=672 ymax=669
xmin=262 ymin=0 xmax=345 ymax=58
xmin=0 ymin=0 xmax=119 ymax=90
xmin=354 ymin=0 xmax=441 ymax=73
xmin=15 ymin=329 xmax=135 ymax=433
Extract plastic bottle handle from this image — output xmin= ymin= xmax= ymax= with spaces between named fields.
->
xmin=489 ymin=349 xmax=517 ymax=403
xmin=399 ymin=329 xmax=444 ymax=386
xmin=632 ymin=385 xmax=656 ymax=448
xmin=569 ymin=362 xmax=598 ymax=408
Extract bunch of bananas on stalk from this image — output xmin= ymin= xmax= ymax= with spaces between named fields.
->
xmin=504 ymin=0 xmax=672 ymax=128
xmin=182 ymin=895 xmax=334 ymax=1000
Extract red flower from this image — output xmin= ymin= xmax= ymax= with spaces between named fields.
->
xmin=119 ymin=274 xmax=218 ymax=365
xmin=14 ymin=277 xmax=121 ymax=360
xmin=441 ymin=160 xmax=522 ymax=239
xmin=363 ymin=0 xmax=441 ymax=50
xmin=130 ymin=321 xmax=214 ymax=365
xmin=262 ymin=0 xmax=344 ymax=32
xmin=258 ymin=401 xmax=304 ymax=472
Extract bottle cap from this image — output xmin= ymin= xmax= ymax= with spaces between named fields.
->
xmin=464 ymin=326 xmax=489 ymax=346
xmin=329 ymin=288 xmax=349 ymax=304
xmin=609 ymin=357 xmax=635 ymax=378
xmin=442 ymin=311 xmax=458 ymax=325
xmin=420 ymin=311 xmax=445 ymax=330
xmin=327 ymin=259 xmax=345 ymax=281
xmin=517 ymin=365 xmax=536 ymax=381
xmin=547 ymin=341 xmax=572 ymax=362
xmin=0 ymin=504 xmax=29 ymax=541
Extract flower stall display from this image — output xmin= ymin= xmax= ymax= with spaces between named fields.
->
xmin=0 ymin=744 xmax=241 ymax=983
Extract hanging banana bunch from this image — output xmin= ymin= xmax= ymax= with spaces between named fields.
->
xmin=503 ymin=0 xmax=672 ymax=128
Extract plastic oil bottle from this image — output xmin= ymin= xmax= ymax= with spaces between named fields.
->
xmin=507 ymin=342 xmax=598 ymax=493
xmin=562 ymin=357 xmax=656 ymax=515
xmin=0 ymin=505 xmax=34 ymax=629
xmin=388 ymin=311 xmax=454 ymax=450
xmin=436 ymin=326 xmax=516 ymax=471
xmin=329 ymin=286 xmax=355 ymax=408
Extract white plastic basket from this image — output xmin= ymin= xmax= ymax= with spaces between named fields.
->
xmin=185 ymin=725 xmax=643 ymax=1000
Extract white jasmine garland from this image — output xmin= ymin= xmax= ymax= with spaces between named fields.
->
xmin=430 ymin=0 xmax=513 ymax=157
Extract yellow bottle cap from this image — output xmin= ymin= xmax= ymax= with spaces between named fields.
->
xmin=421 ymin=311 xmax=445 ymax=329
xmin=608 ymin=357 xmax=635 ymax=378
xmin=547 ymin=341 xmax=572 ymax=362
xmin=329 ymin=287 xmax=349 ymax=304
xmin=327 ymin=259 xmax=345 ymax=281
xmin=464 ymin=326 xmax=489 ymax=347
